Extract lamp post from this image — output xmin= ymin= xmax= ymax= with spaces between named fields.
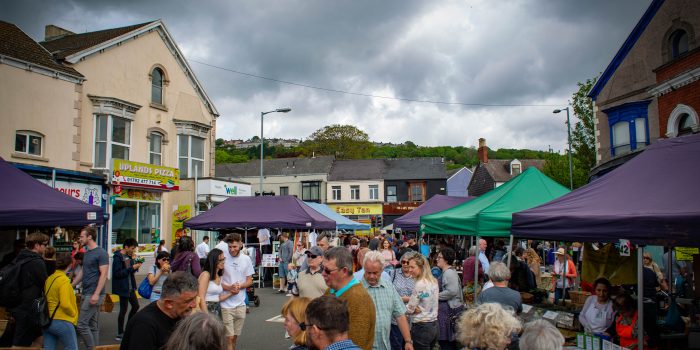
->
xmin=553 ymin=107 xmax=573 ymax=190
xmin=259 ymin=108 xmax=291 ymax=195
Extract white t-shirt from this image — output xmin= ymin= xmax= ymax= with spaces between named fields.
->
xmin=257 ymin=229 xmax=271 ymax=246
xmin=196 ymin=242 xmax=210 ymax=259
xmin=308 ymin=231 xmax=318 ymax=247
xmin=220 ymin=249 xmax=254 ymax=308
xmin=215 ymin=241 xmax=228 ymax=252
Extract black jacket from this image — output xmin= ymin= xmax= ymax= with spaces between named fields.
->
xmin=14 ymin=249 xmax=47 ymax=310
xmin=112 ymin=250 xmax=138 ymax=297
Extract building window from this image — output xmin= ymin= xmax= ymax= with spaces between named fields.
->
xmin=151 ymin=68 xmax=164 ymax=105
xmin=510 ymin=162 xmax=521 ymax=175
xmin=150 ymin=132 xmax=163 ymax=165
xmin=386 ymin=185 xmax=397 ymax=203
xmin=350 ymin=185 xmax=360 ymax=200
xmin=678 ymin=114 xmax=695 ymax=136
xmin=604 ymin=101 xmax=650 ymax=157
xmin=302 ymin=182 xmax=321 ymax=202
xmin=280 ymin=187 xmax=289 ymax=196
xmin=178 ymin=135 xmax=204 ymax=178
xmin=332 ymin=186 xmax=341 ymax=201
xmin=408 ymin=182 xmax=426 ymax=202
xmin=369 ymin=185 xmax=379 ymax=200
xmin=94 ymin=115 xmax=131 ymax=168
xmin=670 ymin=30 xmax=689 ymax=59
xmin=15 ymin=131 xmax=43 ymax=156
xmin=113 ymin=199 xmax=161 ymax=244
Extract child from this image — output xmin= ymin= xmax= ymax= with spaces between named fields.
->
xmin=286 ymin=263 xmax=298 ymax=296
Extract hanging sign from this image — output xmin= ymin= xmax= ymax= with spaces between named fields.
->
xmin=618 ymin=239 xmax=631 ymax=257
xmin=675 ymin=247 xmax=699 ymax=261
xmin=112 ymin=159 xmax=179 ymax=191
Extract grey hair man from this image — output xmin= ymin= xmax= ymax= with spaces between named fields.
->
xmin=121 ymin=271 xmax=199 ymax=350
xmin=305 ymin=296 xmax=361 ymax=350
xmin=323 ymin=247 xmax=376 ymax=350
xmin=476 ymin=262 xmax=522 ymax=314
xmin=519 ymin=320 xmax=564 ymax=350
xmin=361 ymin=251 xmax=413 ymax=350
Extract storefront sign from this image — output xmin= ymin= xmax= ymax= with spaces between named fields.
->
xmin=197 ymin=179 xmax=252 ymax=198
xmin=172 ymin=205 xmax=191 ymax=242
xmin=115 ymin=189 xmax=162 ymax=201
xmin=38 ymin=179 xmax=103 ymax=207
xmin=327 ymin=204 xmax=382 ymax=216
xmin=112 ymin=159 xmax=179 ymax=191
xmin=382 ymin=202 xmax=421 ymax=215
xmin=675 ymin=247 xmax=699 ymax=261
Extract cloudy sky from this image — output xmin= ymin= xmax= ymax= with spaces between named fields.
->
xmin=3 ymin=0 xmax=650 ymax=152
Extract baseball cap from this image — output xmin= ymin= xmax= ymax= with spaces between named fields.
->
xmin=305 ymin=246 xmax=324 ymax=258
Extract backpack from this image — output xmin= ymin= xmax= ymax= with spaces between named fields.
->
xmin=35 ymin=275 xmax=61 ymax=329
xmin=0 ymin=257 xmax=36 ymax=307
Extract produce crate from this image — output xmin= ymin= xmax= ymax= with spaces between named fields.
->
xmin=568 ymin=290 xmax=590 ymax=305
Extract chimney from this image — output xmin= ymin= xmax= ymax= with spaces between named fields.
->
xmin=44 ymin=25 xmax=75 ymax=41
xmin=477 ymin=138 xmax=488 ymax=163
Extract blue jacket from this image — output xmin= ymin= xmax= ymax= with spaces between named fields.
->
xmin=111 ymin=250 xmax=138 ymax=297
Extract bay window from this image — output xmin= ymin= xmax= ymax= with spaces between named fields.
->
xmin=94 ymin=115 xmax=131 ymax=168
xmin=605 ymin=101 xmax=651 ymax=157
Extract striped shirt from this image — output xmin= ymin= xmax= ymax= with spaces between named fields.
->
xmin=361 ymin=278 xmax=407 ymax=350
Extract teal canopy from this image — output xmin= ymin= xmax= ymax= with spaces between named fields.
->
xmin=420 ymin=167 xmax=569 ymax=237
xmin=304 ymin=201 xmax=371 ymax=231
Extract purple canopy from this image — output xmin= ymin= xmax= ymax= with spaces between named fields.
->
xmin=0 ymin=157 xmax=103 ymax=228
xmin=393 ymin=194 xmax=473 ymax=231
xmin=512 ymin=134 xmax=700 ymax=247
xmin=184 ymin=195 xmax=336 ymax=230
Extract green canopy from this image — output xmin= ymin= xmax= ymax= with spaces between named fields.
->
xmin=420 ymin=167 xmax=569 ymax=237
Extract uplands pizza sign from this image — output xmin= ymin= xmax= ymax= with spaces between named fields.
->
xmin=112 ymin=159 xmax=180 ymax=191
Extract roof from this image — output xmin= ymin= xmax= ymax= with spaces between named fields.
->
xmin=328 ymin=159 xmax=385 ymax=181
xmin=41 ymin=21 xmax=154 ymax=59
xmin=588 ymin=0 xmax=665 ymax=101
xmin=216 ymin=156 xmax=335 ymax=178
xmin=447 ymin=167 xmax=472 ymax=181
xmin=480 ymin=159 xmax=545 ymax=182
xmin=39 ymin=20 xmax=219 ymax=117
xmin=0 ymin=20 xmax=83 ymax=78
xmin=383 ymin=157 xmax=447 ymax=180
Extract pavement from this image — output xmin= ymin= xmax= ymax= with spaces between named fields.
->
xmin=93 ymin=285 xmax=293 ymax=350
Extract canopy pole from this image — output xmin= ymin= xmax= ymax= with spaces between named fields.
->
xmin=507 ymin=235 xmax=514 ymax=268
xmin=244 ymin=228 xmax=248 ymax=245
xmin=474 ymin=235 xmax=481 ymax=299
xmin=637 ymin=245 xmax=644 ymax=350
xmin=667 ymin=248 xmax=673 ymax=293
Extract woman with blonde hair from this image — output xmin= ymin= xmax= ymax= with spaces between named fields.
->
xmin=281 ymin=297 xmax=311 ymax=350
xmin=523 ymin=241 xmax=542 ymax=287
xmin=406 ymin=254 xmax=439 ymax=350
xmin=455 ymin=303 xmax=522 ymax=350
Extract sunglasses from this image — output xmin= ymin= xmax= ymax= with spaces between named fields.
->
xmin=401 ymin=261 xmax=410 ymax=265
xmin=298 ymin=322 xmax=325 ymax=331
xmin=307 ymin=254 xmax=319 ymax=259
xmin=323 ymin=267 xmax=340 ymax=274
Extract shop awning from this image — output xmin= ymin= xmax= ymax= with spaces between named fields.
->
xmin=420 ymin=167 xmax=569 ymax=237
xmin=393 ymin=194 xmax=473 ymax=232
xmin=512 ymin=133 xmax=700 ymax=246
xmin=0 ymin=157 xmax=104 ymax=228
xmin=184 ymin=195 xmax=336 ymax=230
xmin=303 ymin=202 xmax=370 ymax=231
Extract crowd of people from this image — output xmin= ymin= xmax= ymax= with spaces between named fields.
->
xmin=0 ymin=227 xmax=689 ymax=350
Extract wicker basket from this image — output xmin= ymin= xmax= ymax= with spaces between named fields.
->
xmin=520 ymin=292 xmax=534 ymax=304
xmin=568 ymin=290 xmax=590 ymax=305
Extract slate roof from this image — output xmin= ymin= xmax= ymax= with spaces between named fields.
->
xmin=480 ymin=159 xmax=545 ymax=182
xmin=41 ymin=21 xmax=155 ymax=60
xmin=0 ymin=21 xmax=83 ymax=77
xmin=216 ymin=156 xmax=335 ymax=178
xmin=383 ymin=157 xmax=447 ymax=180
xmin=328 ymin=159 xmax=386 ymax=181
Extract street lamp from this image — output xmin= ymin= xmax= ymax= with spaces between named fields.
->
xmin=553 ymin=107 xmax=573 ymax=190
xmin=259 ymin=108 xmax=291 ymax=195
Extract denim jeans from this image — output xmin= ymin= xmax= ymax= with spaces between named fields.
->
xmin=554 ymin=287 xmax=569 ymax=305
xmin=390 ymin=323 xmax=404 ymax=350
xmin=411 ymin=321 xmax=437 ymax=350
xmin=77 ymin=294 xmax=105 ymax=350
xmin=44 ymin=319 xmax=78 ymax=350
xmin=117 ymin=291 xmax=139 ymax=335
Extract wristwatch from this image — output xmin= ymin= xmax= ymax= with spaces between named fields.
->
xmin=405 ymin=340 xmax=413 ymax=344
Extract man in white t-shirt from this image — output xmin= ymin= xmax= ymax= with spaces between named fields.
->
xmin=220 ymin=233 xmax=255 ymax=350
xmin=257 ymin=228 xmax=271 ymax=253
xmin=196 ymin=236 xmax=210 ymax=268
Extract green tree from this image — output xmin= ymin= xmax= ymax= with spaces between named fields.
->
xmin=215 ymin=138 xmax=225 ymax=148
xmin=307 ymin=124 xmax=372 ymax=159
xmin=571 ymin=77 xmax=597 ymax=172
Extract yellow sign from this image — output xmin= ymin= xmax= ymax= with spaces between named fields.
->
xmin=327 ymin=204 xmax=383 ymax=216
xmin=112 ymin=159 xmax=179 ymax=191
xmin=675 ymin=247 xmax=699 ymax=261
xmin=115 ymin=189 xmax=162 ymax=201
xmin=172 ymin=205 xmax=191 ymax=243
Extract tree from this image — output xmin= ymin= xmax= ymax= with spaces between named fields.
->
xmin=215 ymin=138 xmax=225 ymax=148
xmin=306 ymin=124 xmax=372 ymax=159
xmin=571 ymin=77 xmax=597 ymax=173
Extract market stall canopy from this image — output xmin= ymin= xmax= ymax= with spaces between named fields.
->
xmin=512 ymin=134 xmax=700 ymax=246
xmin=0 ymin=157 xmax=104 ymax=228
xmin=303 ymin=202 xmax=370 ymax=231
xmin=184 ymin=195 xmax=336 ymax=230
xmin=421 ymin=167 xmax=569 ymax=237
xmin=394 ymin=194 xmax=473 ymax=231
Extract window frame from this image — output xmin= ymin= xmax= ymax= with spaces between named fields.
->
xmin=178 ymin=134 xmax=205 ymax=179
xmin=14 ymin=131 xmax=43 ymax=157
xmin=408 ymin=181 xmax=426 ymax=202
xmin=670 ymin=30 xmax=689 ymax=59
xmin=93 ymin=114 xmax=132 ymax=169
xmin=279 ymin=186 xmax=289 ymax=196
xmin=149 ymin=132 xmax=163 ymax=166
xmin=386 ymin=185 xmax=398 ymax=203
xmin=368 ymin=185 xmax=379 ymax=200
xmin=151 ymin=67 xmax=164 ymax=105
xmin=301 ymin=181 xmax=321 ymax=202
xmin=604 ymin=101 xmax=651 ymax=157
xmin=332 ymin=186 xmax=342 ymax=201
xmin=350 ymin=185 xmax=360 ymax=200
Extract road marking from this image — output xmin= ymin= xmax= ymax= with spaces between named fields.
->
xmin=266 ymin=314 xmax=285 ymax=323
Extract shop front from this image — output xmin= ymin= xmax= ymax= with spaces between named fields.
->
xmin=327 ymin=203 xmax=383 ymax=235
xmin=382 ymin=202 xmax=422 ymax=230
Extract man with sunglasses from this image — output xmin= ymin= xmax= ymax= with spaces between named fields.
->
xmin=304 ymin=295 xmax=361 ymax=350
xmin=323 ymin=247 xmax=376 ymax=350
xmin=298 ymin=246 xmax=327 ymax=299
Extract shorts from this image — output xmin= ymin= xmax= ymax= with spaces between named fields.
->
xmin=279 ymin=262 xmax=289 ymax=278
xmin=221 ymin=305 xmax=247 ymax=337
